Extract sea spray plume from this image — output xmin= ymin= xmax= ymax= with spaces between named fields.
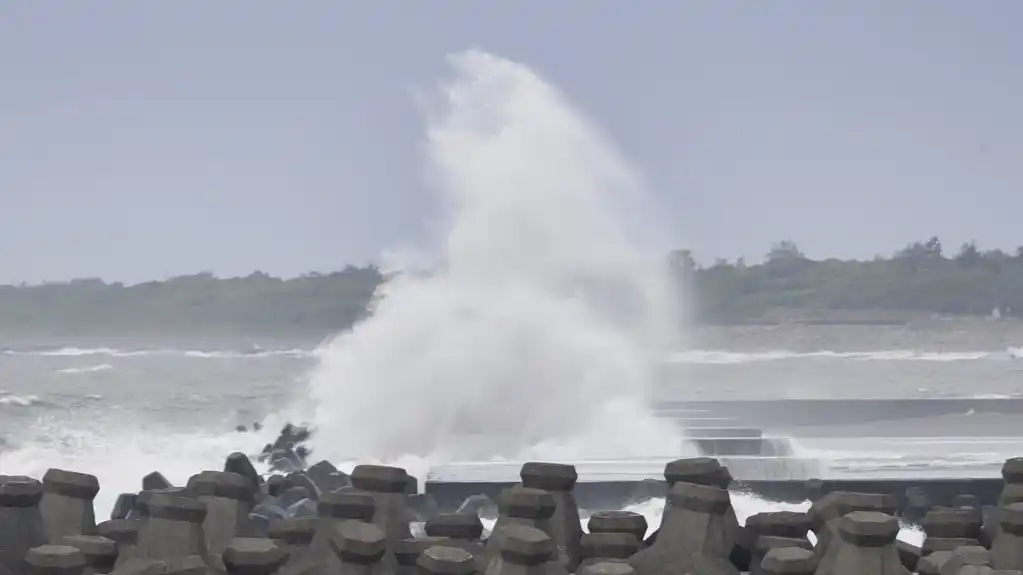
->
xmin=299 ymin=49 xmax=687 ymax=465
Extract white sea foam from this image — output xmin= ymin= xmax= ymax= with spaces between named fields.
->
xmin=0 ymin=393 xmax=43 ymax=407
xmin=2 ymin=347 xmax=313 ymax=359
xmin=56 ymin=364 xmax=114 ymax=374
xmin=285 ymin=49 xmax=687 ymax=477
xmin=667 ymin=349 xmax=1000 ymax=364
xmin=0 ymin=418 xmax=274 ymax=518
xmin=4 ymin=345 xmax=1019 ymax=365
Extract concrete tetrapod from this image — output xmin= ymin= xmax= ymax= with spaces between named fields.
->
xmin=0 ymin=477 xmax=50 ymax=575
xmin=628 ymin=481 xmax=739 ymax=575
xmin=39 ymin=470 xmax=99 ymax=545
xmin=815 ymin=511 xmax=908 ymax=575
xmin=417 ymin=546 xmax=475 ymax=575
xmin=222 ymin=537 xmax=288 ymax=575
xmin=26 ymin=545 xmax=86 ymax=575
xmin=519 ymin=463 xmax=582 ymax=572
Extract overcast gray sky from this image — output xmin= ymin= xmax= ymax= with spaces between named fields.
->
xmin=1 ymin=2 xmax=1020 ymax=284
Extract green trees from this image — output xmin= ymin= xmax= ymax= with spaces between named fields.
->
xmin=685 ymin=238 xmax=1023 ymax=323
xmin=0 ymin=266 xmax=382 ymax=335
xmin=3 ymin=237 xmax=1023 ymax=334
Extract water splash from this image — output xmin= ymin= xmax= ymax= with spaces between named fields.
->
xmin=294 ymin=49 xmax=687 ymax=470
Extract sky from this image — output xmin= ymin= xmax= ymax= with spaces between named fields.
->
xmin=1 ymin=2 xmax=1020 ymax=284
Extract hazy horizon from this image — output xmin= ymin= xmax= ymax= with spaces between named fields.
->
xmin=1 ymin=234 xmax=1016 ymax=288
xmin=3 ymin=2 xmax=1020 ymax=285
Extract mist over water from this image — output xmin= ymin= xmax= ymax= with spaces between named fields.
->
xmin=296 ymin=50 xmax=687 ymax=469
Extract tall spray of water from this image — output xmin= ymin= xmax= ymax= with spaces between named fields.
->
xmin=298 ymin=50 xmax=688 ymax=470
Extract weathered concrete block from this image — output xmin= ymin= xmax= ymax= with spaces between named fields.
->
xmin=939 ymin=546 xmax=990 ymax=575
xmin=750 ymin=536 xmax=811 ymax=575
xmin=221 ymin=537 xmax=287 ymax=575
xmin=578 ymin=532 xmax=642 ymax=572
xmin=494 ymin=524 xmax=556 ymax=567
xmin=60 ymin=535 xmax=117 ymax=575
xmin=0 ymin=476 xmax=49 ymax=575
xmin=992 ymin=502 xmax=1023 ymax=570
xmin=394 ymin=536 xmax=451 ymax=575
xmin=223 ymin=453 xmax=262 ymax=491
xmin=924 ymin=508 xmax=983 ymax=540
xmin=761 ymin=547 xmax=814 ymax=575
xmin=140 ymin=473 xmax=171 ymax=492
xmin=587 ymin=511 xmax=648 ymax=543
xmin=350 ymin=465 xmax=409 ymax=494
xmin=483 ymin=486 xmax=558 ymax=565
xmin=520 ymin=462 xmax=582 ymax=571
xmin=425 ymin=513 xmax=484 ymax=540
xmin=327 ymin=520 xmax=387 ymax=565
xmin=26 ymin=544 xmax=86 ymax=575
xmin=919 ymin=551 xmax=954 ymax=575
xmin=349 ymin=465 xmax=414 ymax=549
xmin=318 ymin=487 xmax=376 ymax=521
xmin=579 ymin=562 xmax=636 ymax=575
xmin=663 ymin=458 xmax=732 ymax=488
xmin=417 ymin=545 xmax=475 ymax=575
xmin=628 ymin=481 xmax=738 ymax=575
xmin=816 ymin=511 xmax=905 ymax=575
xmin=40 ymin=468 xmax=99 ymax=544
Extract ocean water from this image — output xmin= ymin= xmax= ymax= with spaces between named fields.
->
xmin=2 ymin=49 xmax=1020 ymax=549
xmin=3 ymin=331 xmax=1023 ymax=548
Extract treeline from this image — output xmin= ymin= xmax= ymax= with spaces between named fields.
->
xmin=3 ymin=236 xmax=1023 ymax=334
xmin=679 ymin=237 xmax=1023 ymax=323
xmin=0 ymin=267 xmax=382 ymax=335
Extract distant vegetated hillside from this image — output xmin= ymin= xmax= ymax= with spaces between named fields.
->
xmin=0 ymin=267 xmax=382 ymax=335
xmin=678 ymin=237 xmax=1023 ymax=324
xmin=3 ymin=237 xmax=1023 ymax=334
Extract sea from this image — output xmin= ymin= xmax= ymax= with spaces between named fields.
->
xmin=3 ymin=323 xmax=1023 ymax=548
xmin=3 ymin=49 xmax=1020 ymax=547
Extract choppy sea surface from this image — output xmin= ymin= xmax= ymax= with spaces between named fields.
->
xmin=0 ymin=324 xmax=1017 ymax=556
xmin=2 ymin=323 xmax=1022 ymax=528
